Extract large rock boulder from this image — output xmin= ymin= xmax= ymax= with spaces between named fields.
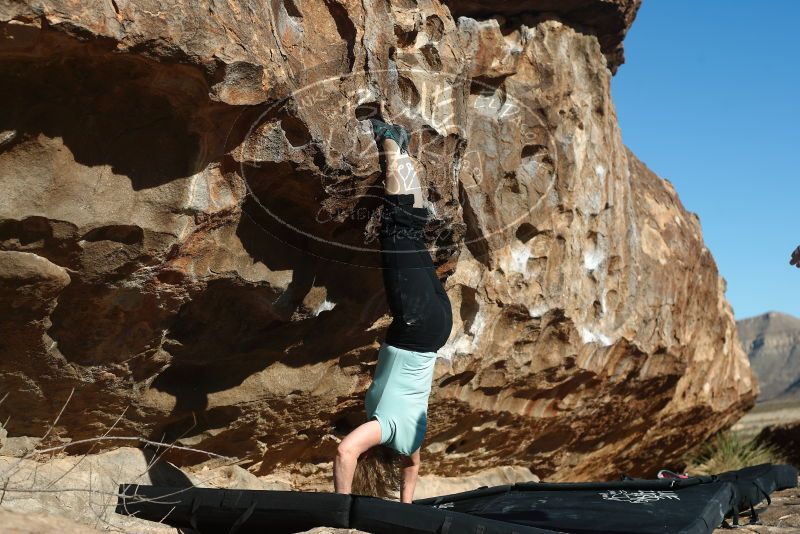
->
xmin=0 ymin=0 xmax=754 ymax=485
xmin=0 ymin=447 xmax=188 ymax=533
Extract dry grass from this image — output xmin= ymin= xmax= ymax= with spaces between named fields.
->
xmin=0 ymin=388 xmax=244 ymax=532
xmin=684 ymin=431 xmax=787 ymax=476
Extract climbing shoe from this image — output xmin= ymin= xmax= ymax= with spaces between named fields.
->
xmin=368 ymin=118 xmax=410 ymax=154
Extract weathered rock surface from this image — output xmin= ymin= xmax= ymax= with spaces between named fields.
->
xmin=0 ymin=447 xmax=188 ymax=533
xmin=443 ymin=0 xmax=641 ymax=72
xmin=0 ymin=509 xmax=106 ymax=534
xmin=0 ymin=0 xmax=754 ymax=487
xmin=738 ymin=312 xmax=800 ymax=402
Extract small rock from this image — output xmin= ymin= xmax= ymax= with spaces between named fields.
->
xmin=0 ymin=436 xmax=40 ymax=457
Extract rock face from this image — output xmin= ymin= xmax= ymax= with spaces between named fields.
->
xmin=442 ymin=0 xmax=641 ymax=72
xmin=0 ymin=0 xmax=755 ymax=485
xmin=738 ymin=312 xmax=800 ymax=402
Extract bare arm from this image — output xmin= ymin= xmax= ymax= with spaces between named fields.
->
xmin=399 ymin=447 xmax=421 ymax=503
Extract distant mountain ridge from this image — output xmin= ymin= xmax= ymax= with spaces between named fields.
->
xmin=737 ymin=311 xmax=800 ymax=402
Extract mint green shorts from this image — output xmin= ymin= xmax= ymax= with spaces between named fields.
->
xmin=365 ymin=341 xmax=438 ymax=456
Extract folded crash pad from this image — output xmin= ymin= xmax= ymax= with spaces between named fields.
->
xmin=415 ymin=477 xmax=737 ymax=534
xmin=116 ymin=463 xmax=798 ymax=534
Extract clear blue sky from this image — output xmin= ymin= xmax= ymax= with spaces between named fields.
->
xmin=612 ymin=0 xmax=800 ymax=320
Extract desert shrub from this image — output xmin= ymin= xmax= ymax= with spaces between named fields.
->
xmin=684 ymin=431 xmax=786 ymax=476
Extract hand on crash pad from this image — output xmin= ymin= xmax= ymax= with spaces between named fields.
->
xmin=791 ymin=246 xmax=800 ymax=268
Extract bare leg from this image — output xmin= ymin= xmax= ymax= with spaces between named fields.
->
xmin=383 ymin=138 xmax=424 ymax=208
xmin=399 ymin=447 xmax=421 ymax=503
xmin=334 ymin=419 xmax=383 ymax=494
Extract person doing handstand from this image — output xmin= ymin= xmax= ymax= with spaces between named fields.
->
xmin=332 ymin=118 xmax=453 ymax=503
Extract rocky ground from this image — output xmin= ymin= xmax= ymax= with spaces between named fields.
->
xmin=0 ymin=444 xmax=535 ymax=533
xmin=0 ymin=442 xmax=796 ymax=533
xmin=3 ymin=481 xmax=798 ymax=534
